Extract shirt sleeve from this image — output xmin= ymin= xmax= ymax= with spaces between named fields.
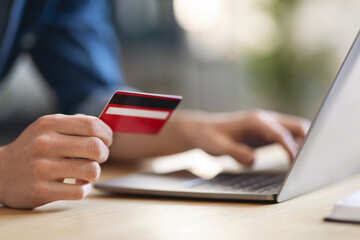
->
xmin=30 ymin=0 xmax=132 ymax=115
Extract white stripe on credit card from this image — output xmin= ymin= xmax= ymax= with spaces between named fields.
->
xmin=105 ymin=107 xmax=170 ymax=120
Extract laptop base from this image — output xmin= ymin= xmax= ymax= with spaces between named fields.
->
xmin=95 ymin=170 xmax=282 ymax=202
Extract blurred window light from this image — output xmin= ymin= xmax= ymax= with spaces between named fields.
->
xmin=174 ymin=0 xmax=279 ymax=60
xmin=173 ymin=0 xmax=222 ymax=32
xmin=233 ymin=3 xmax=278 ymax=55
xmin=292 ymin=0 xmax=360 ymax=63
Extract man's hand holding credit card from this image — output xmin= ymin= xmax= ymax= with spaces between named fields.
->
xmin=99 ymin=91 xmax=182 ymax=134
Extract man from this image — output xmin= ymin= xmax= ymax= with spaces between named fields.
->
xmin=0 ymin=0 xmax=310 ymax=209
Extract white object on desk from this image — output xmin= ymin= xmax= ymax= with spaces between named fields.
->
xmin=326 ymin=190 xmax=360 ymax=223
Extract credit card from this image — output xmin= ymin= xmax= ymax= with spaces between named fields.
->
xmin=99 ymin=91 xmax=182 ymax=134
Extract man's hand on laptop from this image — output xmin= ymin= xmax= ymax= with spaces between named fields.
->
xmin=0 ymin=114 xmax=113 ymax=209
xmin=177 ymin=109 xmax=310 ymax=166
xmin=110 ymin=109 xmax=310 ymax=166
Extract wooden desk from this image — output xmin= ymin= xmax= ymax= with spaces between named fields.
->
xmin=1 ymin=162 xmax=360 ymax=240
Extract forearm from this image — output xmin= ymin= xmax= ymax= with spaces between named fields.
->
xmin=109 ymin=111 xmax=205 ymax=161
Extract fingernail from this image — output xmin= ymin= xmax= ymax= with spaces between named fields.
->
xmin=84 ymin=183 xmax=92 ymax=196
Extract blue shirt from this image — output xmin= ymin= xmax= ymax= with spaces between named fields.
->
xmin=0 ymin=0 xmax=128 ymax=115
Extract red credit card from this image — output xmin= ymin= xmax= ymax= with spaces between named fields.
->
xmin=99 ymin=91 xmax=182 ymax=134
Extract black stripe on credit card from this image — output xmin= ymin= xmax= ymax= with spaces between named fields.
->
xmin=109 ymin=93 xmax=181 ymax=110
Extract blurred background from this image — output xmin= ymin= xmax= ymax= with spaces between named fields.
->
xmin=1 ymin=0 xmax=360 ymax=125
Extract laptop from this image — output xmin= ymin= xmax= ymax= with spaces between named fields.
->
xmin=95 ymin=31 xmax=360 ymax=203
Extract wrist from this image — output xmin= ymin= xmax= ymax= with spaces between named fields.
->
xmin=172 ymin=110 xmax=210 ymax=150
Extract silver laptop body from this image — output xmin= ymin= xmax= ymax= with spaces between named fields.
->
xmin=95 ymin=31 xmax=360 ymax=203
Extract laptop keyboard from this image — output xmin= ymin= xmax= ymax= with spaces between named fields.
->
xmin=177 ymin=172 xmax=286 ymax=194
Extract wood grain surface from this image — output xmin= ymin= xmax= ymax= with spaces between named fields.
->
xmin=1 ymin=159 xmax=360 ymax=240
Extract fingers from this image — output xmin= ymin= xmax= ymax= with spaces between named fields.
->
xmin=34 ymin=160 xmax=97 ymax=204
xmin=208 ymin=132 xmax=255 ymax=166
xmin=224 ymin=140 xmax=255 ymax=166
xmin=247 ymin=110 xmax=299 ymax=159
xmin=18 ymin=182 xmax=92 ymax=208
xmin=270 ymin=111 xmax=311 ymax=138
xmin=35 ymin=114 xmax=113 ymax=147
xmin=264 ymin=121 xmax=299 ymax=159
xmin=46 ymin=182 xmax=92 ymax=202
xmin=54 ymin=135 xmax=109 ymax=163
xmin=48 ymin=159 xmax=101 ymax=182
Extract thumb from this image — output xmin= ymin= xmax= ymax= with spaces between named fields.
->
xmin=223 ymin=140 xmax=255 ymax=166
